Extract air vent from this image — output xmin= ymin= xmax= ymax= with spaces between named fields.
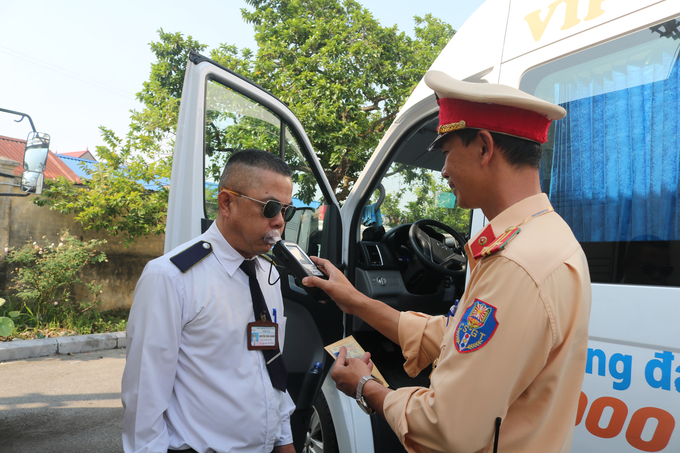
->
xmin=366 ymin=244 xmax=383 ymax=266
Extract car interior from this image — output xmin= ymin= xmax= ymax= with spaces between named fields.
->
xmin=346 ymin=115 xmax=472 ymax=391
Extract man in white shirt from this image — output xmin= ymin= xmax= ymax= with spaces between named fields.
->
xmin=122 ymin=150 xmax=297 ymax=453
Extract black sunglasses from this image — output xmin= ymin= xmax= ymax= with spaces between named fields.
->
xmin=222 ymin=188 xmax=296 ymax=222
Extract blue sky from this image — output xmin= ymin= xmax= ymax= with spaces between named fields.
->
xmin=0 ymin=0 xmax=485 ymax=154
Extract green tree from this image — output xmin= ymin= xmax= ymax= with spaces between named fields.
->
xmin=377 ymin=166 xmax=470 ymax=234
xmin=37 ymin=2 xmax=454 ymax=241
xmin=36 ymin=30 xmax=206 ymax=245
xmin=211 ymin=0 xmax=454 ymax=200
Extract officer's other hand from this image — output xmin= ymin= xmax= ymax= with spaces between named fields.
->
xmin=303 ymin=256 xmax=361 ymax=314
xmin=331 ymin=346 xmax=374 ymax=397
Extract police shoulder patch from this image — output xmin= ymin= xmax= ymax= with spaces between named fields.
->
xmin=454 ymin=299 xmax=499 ymax=353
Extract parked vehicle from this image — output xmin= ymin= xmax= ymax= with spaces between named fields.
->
xmin=166 ymin=0 xmax=680 ymax=451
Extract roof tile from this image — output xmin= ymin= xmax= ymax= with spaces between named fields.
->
xmin=0 ymin=135 xmax=82 ymax=183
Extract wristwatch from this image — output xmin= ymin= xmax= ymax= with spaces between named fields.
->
xmin=356 ymin=375 xmax=382 ymax=414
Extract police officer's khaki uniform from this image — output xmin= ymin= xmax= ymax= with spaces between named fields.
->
xmin=383 ymin=193 xmax=591 ymax=453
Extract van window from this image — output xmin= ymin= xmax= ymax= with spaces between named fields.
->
xmin=283 ymin=126 xmax=328 ymax=258
xmin=203 ymin=78 xmax=284 ymax=220
xmin=372 ymin=163 xmax=470 ymax=236
xmin=521 ymin=18 xmax=680 ymax=287
xmin=363 ymin=115 xmax=472 ymax=239
xmin=202 ymin=78 xmax=330 ymax=256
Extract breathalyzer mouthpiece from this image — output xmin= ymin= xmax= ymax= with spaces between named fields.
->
xmin=264 ymin=229 xmax=282 ymax=245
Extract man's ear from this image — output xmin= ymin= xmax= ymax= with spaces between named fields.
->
xmin=218 ymin=189 xmax=233 ymax=218
xmin=477 ymin=130 xmax=495 ymax=167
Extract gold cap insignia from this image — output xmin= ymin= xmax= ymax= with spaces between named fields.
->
xmin=437 ymin=120 xmax=466 ymax=134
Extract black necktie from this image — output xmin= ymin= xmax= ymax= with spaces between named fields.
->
xmin=240 ymin=259 xmax=288 ymax=392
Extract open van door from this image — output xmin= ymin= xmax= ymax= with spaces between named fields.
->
xmin=166 ymin=51 xmax=344 ymax=450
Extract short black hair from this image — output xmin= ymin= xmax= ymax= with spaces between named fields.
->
xmin=219 ymin=149 xmax=292 ymax=190
xmin=449 ymin=129 xmax=543 ymax=169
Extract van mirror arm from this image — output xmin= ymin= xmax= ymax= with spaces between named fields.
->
xmin=0 ymin=107 xmax=37 ymax=132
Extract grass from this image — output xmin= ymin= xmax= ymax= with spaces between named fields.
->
xmin=0 ymin=298 xmax=128 ymax=341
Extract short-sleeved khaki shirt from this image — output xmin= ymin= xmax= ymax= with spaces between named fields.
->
xmin=383 ymin=193 xmax=591 ymax=453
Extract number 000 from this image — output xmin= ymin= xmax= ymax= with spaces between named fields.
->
xmin=577 ymin=393 xmax=675 ymax=452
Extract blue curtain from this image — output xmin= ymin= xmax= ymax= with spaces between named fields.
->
xmin=549 ymin=53 xmax=680 ymax=242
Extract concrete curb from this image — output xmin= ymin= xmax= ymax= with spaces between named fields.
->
xmin=0 ymin=331 xmax=126 ymax=362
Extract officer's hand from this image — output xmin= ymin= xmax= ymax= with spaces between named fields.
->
xmin=273 ymin=444 xmax=295 ymax=453
xmin=330 ymin=346 xmax=374 ymax=397
xmin=303 ymin=256 xmax=362 ymax=314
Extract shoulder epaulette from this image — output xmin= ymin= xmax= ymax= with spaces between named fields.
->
xmin=476 ymin=227 xmax=521 ymax=259
xmin=170 ymin=241 xmax=213 ymax=273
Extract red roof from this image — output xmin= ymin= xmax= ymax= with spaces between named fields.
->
xmin=0 ymin=135 xmax=82 ymax=183
xmin=59 ymin=150 xmax=96 ymax=161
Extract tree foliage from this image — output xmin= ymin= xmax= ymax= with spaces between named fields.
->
xmin=36 ymin=2 xmax=454 ymax=241
xmin=36 ymin=30 xmax=205 ymax=245
xmin=211 ymin=0 xmax=454 ymax=200
xmin=377 ymin=167 xmax=470 ymax=234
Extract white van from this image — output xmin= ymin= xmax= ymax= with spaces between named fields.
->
xmin=165 ymin=0 xmax=680 ymax=451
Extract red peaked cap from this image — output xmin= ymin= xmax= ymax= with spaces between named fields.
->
xmin=436 ymin=97 xmax=552 ymax=144
xmin=425 ymin=70 xmax=566 ymax=150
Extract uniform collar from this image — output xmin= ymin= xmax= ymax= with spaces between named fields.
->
xmin=487 ymin=193 xmax=551 ymax=236
xmin=204 ymin=221 xmax=264 ymax=277
xmin=466 ymin=193 xmax=552 ymax=267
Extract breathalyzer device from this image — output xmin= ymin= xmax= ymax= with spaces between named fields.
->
xmin=266 ymin=231 xmax=330 ymax=300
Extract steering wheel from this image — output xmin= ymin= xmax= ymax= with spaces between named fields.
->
xmin=408 ymin=219 xmax=467 ymax=277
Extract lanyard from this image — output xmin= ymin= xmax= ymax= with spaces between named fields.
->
xmin=516 ymin=207 xmax=554 ymax=228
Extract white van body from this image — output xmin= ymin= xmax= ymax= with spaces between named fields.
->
xmin=167 ymin=0 xmax=680 ymax=451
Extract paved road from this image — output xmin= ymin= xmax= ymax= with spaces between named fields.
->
xmin=0 ymin=348 xmax=126 ymax=453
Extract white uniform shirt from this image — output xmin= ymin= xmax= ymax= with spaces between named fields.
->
xmin=121 ymin=222 xmax=295 ymax=453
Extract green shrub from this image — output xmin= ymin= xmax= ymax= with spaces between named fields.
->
xmin=0 ymin=298 xmax=15 ymax=337
xmin=4 ymin=231 xmax=107 ymax=331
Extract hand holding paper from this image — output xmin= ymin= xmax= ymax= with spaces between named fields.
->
xmin=325 ymin=335 xmax=389 ymax=389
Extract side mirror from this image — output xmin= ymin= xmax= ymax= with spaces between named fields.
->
xmin=20 ymin=171 xmax=45 ymax=195
xmin=21 ymin=131 xmax=50 ymax=194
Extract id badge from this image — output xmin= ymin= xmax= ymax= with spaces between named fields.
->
xmin=247 ymin=321 xmax=279 ymax=350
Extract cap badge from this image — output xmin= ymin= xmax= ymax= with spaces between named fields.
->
xmin=437 ymin=120 xmax=466 ymax=134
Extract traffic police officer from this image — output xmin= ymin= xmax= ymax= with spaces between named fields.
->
xmin=303 ymin=71 xmax=592 ymax=453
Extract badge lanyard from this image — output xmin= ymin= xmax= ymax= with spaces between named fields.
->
xmin=517 ymin=207 xmax=554 ymax=228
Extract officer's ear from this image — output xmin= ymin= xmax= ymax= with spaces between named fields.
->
xmin=477 ymin=130 xmax=495 ymax=167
